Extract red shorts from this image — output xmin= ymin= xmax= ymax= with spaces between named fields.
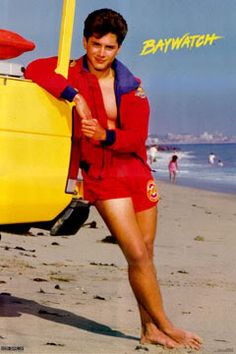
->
xmin=83 ymin=173 xmax=159 ymax=213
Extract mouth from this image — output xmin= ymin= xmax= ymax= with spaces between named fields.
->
xmin=95 ymin=58 xmax=106 ymax=64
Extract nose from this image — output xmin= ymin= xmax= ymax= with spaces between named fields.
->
xmin=98 ymin=46 xmax=105 ymax=57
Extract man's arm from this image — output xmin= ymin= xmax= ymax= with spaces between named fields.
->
xmin=80 ymin=88 xmax=150 ymax=151
xmin=25 ymin=57 xmax=71 ymax=98
xmin=25 ymin=57 xmax=92 ymax=120
xmin=102 ymin=90 xmax=150 ymax=153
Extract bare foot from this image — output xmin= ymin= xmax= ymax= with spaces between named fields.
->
xmin=163 ymin=325 xmax=203 ymax=350
xmin=141 ymin=323 xmax=180 ymax=349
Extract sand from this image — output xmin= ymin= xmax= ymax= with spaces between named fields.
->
xmin=0 ymin=181 xmax=236 ymax=354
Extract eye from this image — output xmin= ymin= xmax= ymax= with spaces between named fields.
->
xmin=106 ymin=46 xmax=115 ymax=50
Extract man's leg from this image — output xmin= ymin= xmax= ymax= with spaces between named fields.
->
xmin=135 ymin=206 xmax=178 ymax=348
xmin=95 ymin=198 xmax=202 ymax=350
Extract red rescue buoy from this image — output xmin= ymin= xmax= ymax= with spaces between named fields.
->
xmin=0 ymin=29 xmax=35 ymax=59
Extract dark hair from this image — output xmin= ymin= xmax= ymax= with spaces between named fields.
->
xmin=83 ymin=8 xmax=128 ymax=46
xmin=172 ymin=155 xmax=178 ymax=162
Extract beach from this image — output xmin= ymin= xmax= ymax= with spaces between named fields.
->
xmin=0 ymin=181 xmax=235 ymax=354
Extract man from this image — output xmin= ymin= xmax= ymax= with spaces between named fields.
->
xmin=25 ymin=8 xmax=202 ymax=350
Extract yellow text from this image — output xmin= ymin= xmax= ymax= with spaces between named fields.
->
xmin=140 ymin=33 xmax=223 ymax=56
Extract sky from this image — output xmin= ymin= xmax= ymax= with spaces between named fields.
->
xmin=1 ymin=0 xmax=236 ymax=137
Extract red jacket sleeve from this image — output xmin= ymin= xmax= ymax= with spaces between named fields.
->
xmin=107 ymin=88 xmax=150 ymax=154
xmin=24 ymin=56 xmax=71 ymax=98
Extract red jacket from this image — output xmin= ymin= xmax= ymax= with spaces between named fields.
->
xmin=25 ymin=56 xmax=151 ymax=178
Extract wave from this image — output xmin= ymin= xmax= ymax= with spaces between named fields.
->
xmin=151 ymin=144 xmax=236 ymax=194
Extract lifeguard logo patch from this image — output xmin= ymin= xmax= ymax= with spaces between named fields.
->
xmin=135 ymin=84 xmax=146 ymax=98
xmin=146 ymin=179 xmax=159 ymax=202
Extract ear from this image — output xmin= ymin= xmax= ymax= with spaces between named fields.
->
xmin=117 ymin=45 xmax=122 ymax=55
xmin=83 ymin=37 xmax=88 ymax=50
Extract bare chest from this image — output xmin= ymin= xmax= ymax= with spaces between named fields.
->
xmin=99 ymin=78 xmax=117 ymax=129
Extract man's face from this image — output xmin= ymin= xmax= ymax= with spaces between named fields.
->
xmin=83 ymin=33 xmax=120 ymax=73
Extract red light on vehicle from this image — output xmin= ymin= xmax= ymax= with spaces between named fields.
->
xmin=0 ymin=29 xmax=35 ymax=59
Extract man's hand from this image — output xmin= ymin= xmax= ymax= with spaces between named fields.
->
xmin=81 ymin=118 xmax=106 ymax=141
xmin=73 ymin=93 xmax=106 ymax=141
xmin=73 ymin=93 xmax=92 ymax=120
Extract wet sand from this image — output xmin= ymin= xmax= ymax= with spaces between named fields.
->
xmin=0 ymin=181 xmax=235 ymax=353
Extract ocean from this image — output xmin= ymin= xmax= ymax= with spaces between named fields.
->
xmin=151 ymin=143 xmax=236 ymax=195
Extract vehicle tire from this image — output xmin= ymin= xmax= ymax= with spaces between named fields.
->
xmin=50 ymin=200 xmax=90 ymax=236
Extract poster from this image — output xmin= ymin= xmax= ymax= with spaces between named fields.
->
xmin=0 ymin=1 xmax=235 ymax=353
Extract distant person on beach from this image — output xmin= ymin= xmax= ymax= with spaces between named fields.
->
xmin=25 ymin=9 xmax=202 ymax=350
xmin=208 ymin=152 xmax=216 ymax=165
xmin=147 ymin=145 xmax=158 ymax=165
xmin=218 ymin=159 xmax=224 ymax=167
xmin=168 ymin=154 xmax=178 ymax=183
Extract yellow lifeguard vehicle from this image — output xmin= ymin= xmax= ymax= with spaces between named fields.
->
xmin=0 ymin=0 xmax=89 ymax=235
